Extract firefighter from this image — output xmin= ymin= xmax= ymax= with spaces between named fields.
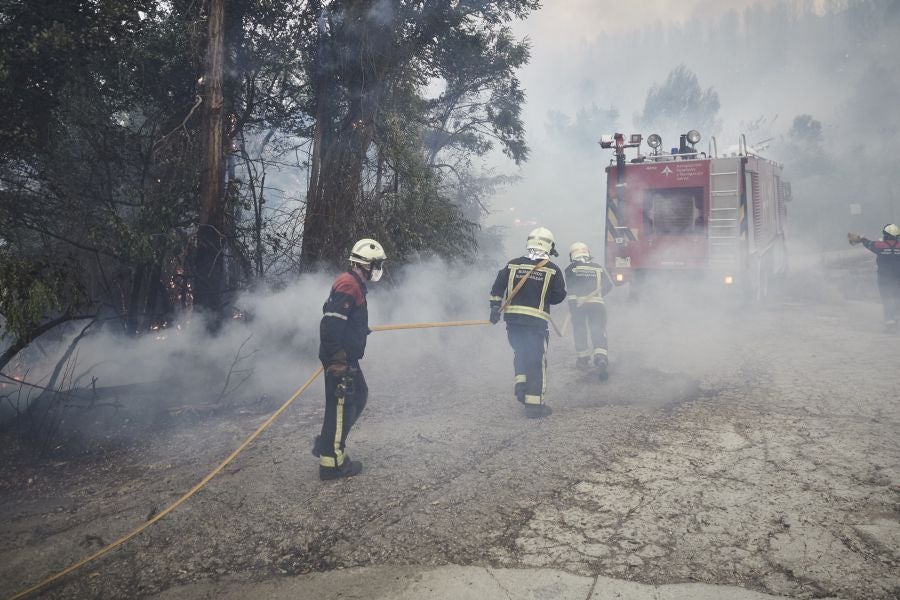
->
xmin=313 ymin=238 xmax=386 ymax=480
xmin=489 ymin=227 xmax=567 ymax=417
xmin=849 ymin=224 xmax=900 ymax=332
xmin=564 ymin=242 xmax=614 ymax=378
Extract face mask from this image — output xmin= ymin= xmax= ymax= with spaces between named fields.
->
xmin=370 ymin=267 xmax=383 ymax=282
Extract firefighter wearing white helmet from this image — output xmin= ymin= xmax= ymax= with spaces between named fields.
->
xmin=565 ymin=242 xmax=614 ymax=377
xmin=349 ymin=238 xmax=387 ymax=281
xmin=526 ymin=226 xmax=559 ymax=256
xmin=849 ymin=224 xmax=900 ymax=331
xmin=489 ymin=227 xmax=566 ymax=417
xmin=314 ymin=238 xmax=387 ymax=480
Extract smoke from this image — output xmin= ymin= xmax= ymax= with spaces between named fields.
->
xmin=489 ymin=0 xmax=900 ymax=255
xmin=0 ymin=260 xmax=514 ymax=434
xmin=4 ymin=0 xmax=894 ymax=452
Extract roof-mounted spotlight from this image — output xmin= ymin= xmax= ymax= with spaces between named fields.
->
xmin=628 ymin=134 xmax=642 ymax=145
xmin=647 ymin=133 xmax=662 ymax=149
xmin=599 ymin=134 xmax=615 ymax=149
xmin=686 ymin=130 xmax=701 ymax=145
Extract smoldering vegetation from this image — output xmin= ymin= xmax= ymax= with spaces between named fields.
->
xmin=0 ymin=260 xmax=512 ymax=460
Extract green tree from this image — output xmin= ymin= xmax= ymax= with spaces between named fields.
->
xmin=0 ymin=0 xmax=539 ymax=376
xmin=546 ymin=103 xmax=620 ymax=151
xmin=300 ymin=0 xmax=540 ymax=268
xmin=637 ymin=65 xmax=720 ymax=137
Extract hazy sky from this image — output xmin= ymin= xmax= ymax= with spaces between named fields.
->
xmin=513 ymin=0 xmax=773 ymax=128
xmin=487 ymin=0 xmax=871 ymax=254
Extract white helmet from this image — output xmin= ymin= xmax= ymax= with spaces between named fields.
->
xmin=883 ymin=224 xmax=900 ymax=239
xmin=569 ymin=242 xmax=591 ymax=262
xmin=526 ymin=227 xmax=557 ymax=256
xmin=349 ymin=238 xmax=387 ymax=281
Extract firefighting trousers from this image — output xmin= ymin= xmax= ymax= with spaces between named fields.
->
xmin=318 ymin=363 xmax=368 ymax=469
xmin=506 ymin=324 xmax=549 ymax=405
xmin=877 ymin=275 xmax=900 ymax=322
xmin=570 ymin=303 xmax=608 ymax=363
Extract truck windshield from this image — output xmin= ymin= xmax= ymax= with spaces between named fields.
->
xmin=643 ymin=187 xmax=704 ymax=235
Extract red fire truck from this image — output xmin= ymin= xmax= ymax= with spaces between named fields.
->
xmin=602 ymin=131 xmax=789 ymax=299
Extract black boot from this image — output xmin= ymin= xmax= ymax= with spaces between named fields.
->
xmin=319 ymin=458 xmax=363 ymax=481
xmin=514 ymin=382 xmax=526 ymax=404
xmin=594 ymin=355 xmax=609 ymax=380
xmin=311 ymin=434 xmax=322 ymax=457
xmin=525 ymin=404 xmax=552 ymax=418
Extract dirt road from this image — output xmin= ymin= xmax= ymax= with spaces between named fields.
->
xmin=1 ymin=267 xmax=898 ymax=599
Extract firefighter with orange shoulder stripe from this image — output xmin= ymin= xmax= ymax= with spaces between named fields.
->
xmin=489 ymin=227 xmax=567 ymax=418
xmin=313 ymin=238 xmax=386 ymax=480
xmin=565 ymin=242 xmax=614 ymax=378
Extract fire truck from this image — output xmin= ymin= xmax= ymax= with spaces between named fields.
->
xmin=602 ymin=130 xmax=789 ymax=300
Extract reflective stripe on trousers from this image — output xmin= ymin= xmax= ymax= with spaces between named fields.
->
xmin=506 ymin=325 xmax=549 ymax=405
xmin=570 ymin=303 xmax=608 ymax=359
xmin=318 ymin=365 xmax=368 ymax=468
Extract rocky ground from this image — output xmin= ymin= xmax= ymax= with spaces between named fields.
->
xmin=1 ymin=260 xmax=898 ymax=599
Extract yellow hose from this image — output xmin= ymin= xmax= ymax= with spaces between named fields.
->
xmin=8 ymin=366 xmax=324 ymax=600
xmin=10 ymin=318 xmax=493 ymax=599
xmin=370 ymin=319 xmax=489 ymax=331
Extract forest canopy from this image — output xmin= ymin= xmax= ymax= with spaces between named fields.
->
xmin=0 ymin=0 xmax=540 ymax=361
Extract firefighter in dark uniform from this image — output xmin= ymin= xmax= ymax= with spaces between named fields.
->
xmin=565 ymin=242 xmax=614 ymax=378
xmin=313 ymin=238 xmax=386 ymax=480
xmin=849 ymin=224 xmax=900 ymax=332
xmin=489 ymin=227 xmax=567 ymax=418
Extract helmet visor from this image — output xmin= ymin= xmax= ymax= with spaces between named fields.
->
xmin=369 ymin=259 xmax=385 ymax=281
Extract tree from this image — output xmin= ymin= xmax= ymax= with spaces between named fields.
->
xmin=0 ymin=0 xmax=540 ymax=379
xmin=637 ymin=65 xmax=721 ymax=137
xmin=299 ymin=0 xmax=540 ymax=268
xmin=194 ymin=0 xmax=227 ymax=314
xmin=545 ymin=104 xmax=620 ymax=151
xmin=0 ymin=1 xmax=201 ymax=350
xmin=788 ymin=114 xmax=824 ymax=145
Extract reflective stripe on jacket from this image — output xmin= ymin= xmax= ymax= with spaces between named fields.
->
xmin=490 ymin=257 xmax=566 ymax=327
xmin=319 ymin=270 xmax=368 ymax=363
xmin=564 ymin=261 xmax=613 ymax=304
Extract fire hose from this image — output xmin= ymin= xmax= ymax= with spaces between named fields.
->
xmin=9 ymin=326 xmax=490 ymax=598
xmin=10 ymin=279 xmax=549 ymax=598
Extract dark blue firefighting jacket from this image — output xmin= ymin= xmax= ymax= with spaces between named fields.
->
xmin=490 ymin=256 xmax=567 ymax=328
xmin=319 ymin=270 xmax=369 ymax=363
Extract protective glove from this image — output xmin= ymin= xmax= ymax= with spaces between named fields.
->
xmin=848 ymin=232 xmax=862 ymax=245
xmin=489 ymin=306 xmax=501 ymax=324
xmin=326 ymin=362 xmax=349 ymax=378
xmin=325 ymin=350 xmax=349 ymax=377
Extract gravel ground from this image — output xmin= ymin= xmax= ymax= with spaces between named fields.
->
xmin=1 ymin=264 xmax=898 ymax=599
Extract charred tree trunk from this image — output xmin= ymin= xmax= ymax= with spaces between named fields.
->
xmin=145 ymin=261 xmax=164 ymax=324
xmin=300 ymin=95 xmax=328 ymax=270
xmin=300 ymin=96 xmax=377 ymax=269
xmin=254 ymin=172 xmax=265 ymax=277
xmin=195 ymin=0 xmax=226 ymax=315
xmin=300 ymin=2 xmax=387 ymax=270
xmin=126 ymin=263 xmax=147 ymax=335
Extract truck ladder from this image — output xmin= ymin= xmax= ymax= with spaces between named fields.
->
xmin=707 ymin=158 xmax=742 ymax=268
